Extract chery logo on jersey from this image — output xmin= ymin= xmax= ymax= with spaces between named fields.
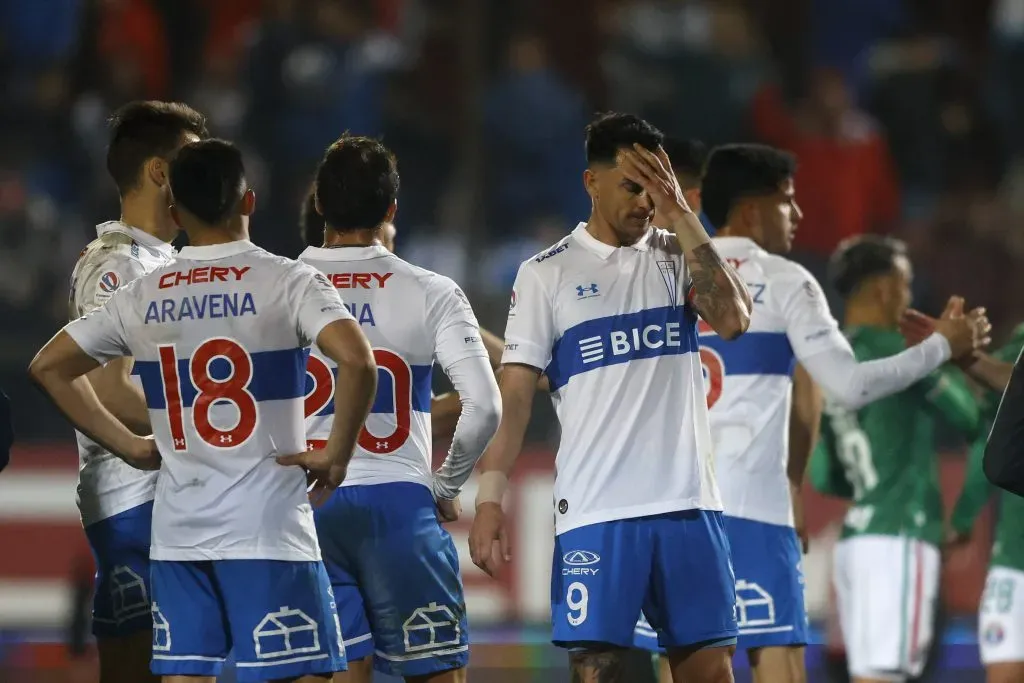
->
xmin=329 ymin=272 xmax=393 ymax=289
xmin=546 ymin=306 xmax=698 ymax=391
xmin=563 ymin=550 xmax=600 ymax=566
xmin=562 ymin=550 xmax=600 ymax=576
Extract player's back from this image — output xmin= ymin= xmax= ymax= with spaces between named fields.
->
xmin=107 ymin=241 xmax=345 ymax=561
xmin=822 ymin=326 xmax=943 ymax=542
xmin=703 ymin=236 xmax=805 ymax=527
xmin=69 ymin=221 xmax=173 ymax=525
xmin=301 ymin=244 xmax=474 ymax=490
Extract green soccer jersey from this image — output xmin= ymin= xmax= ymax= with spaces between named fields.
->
xmin=812 ymin=326 xmax=981 ymax=546
xmin=951 ymin=323 xmax=1024 ymax=571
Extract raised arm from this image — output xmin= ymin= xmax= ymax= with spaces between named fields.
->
xmin=784 ymin=275 xmax=988 ymax=411
xmin=788 ymin=362 xmax=822 ymax=553
xmin=620 ymin=144 xmax=750 ymax=339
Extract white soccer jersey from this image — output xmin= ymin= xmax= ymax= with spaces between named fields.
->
xmin=704 ymin=236 xmax=846 ymax=527
xmin=65 ymin=240 xmax=352 ymax=561
xmin=68 ymin=221 xmax=173 ymax=526
xmin=504 ymin=223 xmax=721 ymax=535
xmin=299 ymin=245 xmax=489 ymax=489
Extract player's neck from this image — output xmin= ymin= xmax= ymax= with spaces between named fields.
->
xmin=585 ymin=216 xmax=639 ymax=248
xmin=323 ymin=228 xmax=382 ymax=248
xmin=185 ymin=223 xmax=249 ymax=247
xmin=844 ymin=302 xmax=893 ymax=329
xmin=120 ymin=193 xmax=176 ymax=244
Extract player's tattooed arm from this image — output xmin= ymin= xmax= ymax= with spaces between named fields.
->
xmin=685 ymin=241 xmax=751 ymax=339
xmin=618 ymin=144 xmax=750 ymax=339
xmin=569 ymin=649 xmax=628 ymax=683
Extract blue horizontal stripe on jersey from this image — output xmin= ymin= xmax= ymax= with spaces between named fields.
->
xmin=545 ymin=305 xmax=700 ymax=391
xmin=310 ymin=364 xmax=433 ymax=417
xmin=699 ymin=330 xmax=795 ymax=377
xmin=134 ymin=347 xmax=310 ymax=409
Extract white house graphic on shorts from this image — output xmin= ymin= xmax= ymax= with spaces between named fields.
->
xmin=402 ymin=602 xmax=461 ymax=652
xmin=253 ymin=606 xmax=321 ymax=659
xmin=110 ymin=564 xmax=150 ymax=624
xmin=151 ymin=602 xmax=171 ymax=652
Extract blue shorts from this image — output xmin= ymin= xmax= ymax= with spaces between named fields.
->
xmin=149 ymin=559 xmax=345 ymax=681
xmin=83 ymin=501 xmax=153 ymax=637
xmin=633 ymin=515 xmax=808 ymax=652
xmin=315 ymin=481 xmax=468 ymax=677
xmin=553 ymin=509 xmax=738 ymax=650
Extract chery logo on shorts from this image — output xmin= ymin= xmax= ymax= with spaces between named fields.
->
xmin=562 ymin=550 xmax=601 ymax=576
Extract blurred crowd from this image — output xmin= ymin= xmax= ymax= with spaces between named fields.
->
xmin=5 ymin=0 xmax=1024 ymax=438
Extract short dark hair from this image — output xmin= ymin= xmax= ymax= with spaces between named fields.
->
xmin=315 ymin=135 xmax=399 ymax=232
xmin=169 ymin=139 xmax=246 ymax=225
xmin=701 ymin=144 xmax=797 ymax=230
xmin=584 ymin=112 xmax=664 ymax=166
xmin=662 ymin=137 xmax=707 ymax=188
xmin=300 ymin=182 xmax=323 ymax=246
xmin=828 ymin=235 xmax=908 ymax=299
xmin=106 ymin=101 xmax=208 ymax=196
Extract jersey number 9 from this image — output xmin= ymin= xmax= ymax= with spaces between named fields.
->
xmin=304 ymin=349 xmax=413 ymax=455
xmin=158 ymin=338 xmax=258 ymax=451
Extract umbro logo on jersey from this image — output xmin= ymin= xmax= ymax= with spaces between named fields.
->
xmin=576 ymin=283 xmax=599 ymax=298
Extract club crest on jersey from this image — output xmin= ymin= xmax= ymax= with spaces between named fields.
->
xmin=576 ymin=283 xmax=599 ymax=299
xmin=657 ymin=260 xmax=679 ymax=307
xmin=98 ymin=271 xmax=120 ymax=294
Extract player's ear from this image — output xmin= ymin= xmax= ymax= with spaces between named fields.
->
xmin=583 ymin=168 xmax=598 ymax=200
xmin=384 ymin=200 xmax=397 ymax=224
xmin=241 ymin=188 xmax=256 ymax=216
xmin=146 ymin=157 xmax=168 ymax=188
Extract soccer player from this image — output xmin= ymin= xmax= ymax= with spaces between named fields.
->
xmin=946 ymin=322 xmax=1024 ymax=683
xmin=468 ymin=112 xmax=752 ymax=683
xmin=299 ymin=135 xmax=501 ymax=683
xmin=814 ymin=235 xmax=985 ymax=683
xmin=635 ymin=144 xmax=989 ymax=683
xmin=299 ymin=183 xmax=506 ymax=439
xmin=30 ymin=138 xmax=378 ymax=683
xmin=66 ymin=100 xmax=207 ymax=683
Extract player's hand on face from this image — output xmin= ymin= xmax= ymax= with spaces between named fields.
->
xmin=276 ymin=450 xmax=346 ymax=506
xmin=469 ymin=501 xmax=511 ymax=578
xmin=124 ymin=435 xmax=161 ymax=471
xmin=436 ymin=495 xmax=461 ymax=523
xmin=619 ymin=144 xmax=693 ymax=221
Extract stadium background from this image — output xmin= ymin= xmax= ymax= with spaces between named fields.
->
xmin=2 ymin=0 xmax=1024 ymax=680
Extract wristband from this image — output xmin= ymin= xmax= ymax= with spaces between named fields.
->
xmin=475 ymin=471 xmax=509 ymax=507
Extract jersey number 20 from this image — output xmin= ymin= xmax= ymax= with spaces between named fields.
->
xmin=305 ymin=349 xmax=412 ymax=455
xmin=158 ymin=338 xmax=257 ymax=451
